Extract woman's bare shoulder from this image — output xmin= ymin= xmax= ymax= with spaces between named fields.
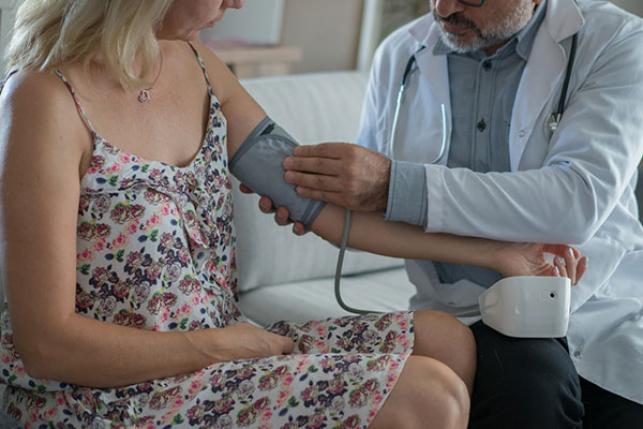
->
xmin=0 ymin=69 xmax=88 ymax=164
xmin=2 ymin=69 xmax=74 ymax=108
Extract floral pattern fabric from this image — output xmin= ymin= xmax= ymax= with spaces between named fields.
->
xmin=0 ymin=50 xmax=414 ymax=428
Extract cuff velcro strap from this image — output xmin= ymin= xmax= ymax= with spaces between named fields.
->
xmin=230 ymin=117 xmax=326 ymax=227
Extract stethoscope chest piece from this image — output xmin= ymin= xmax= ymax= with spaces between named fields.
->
xmin=548 ymin=113 xmax=562 ymax=133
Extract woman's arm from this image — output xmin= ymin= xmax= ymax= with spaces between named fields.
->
xmin=0 ymin=72 xmax=292 ymax=389
xmin=312 ymin=205 xmax=584 ymax=281
xmin=196 ymin=44 xmax=584 ymax=282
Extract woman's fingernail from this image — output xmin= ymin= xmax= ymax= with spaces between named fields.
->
xmin=567 ymin=248 xmax=574 ymax=257
xmin=556 ymin=256 xmax=566 ymax=266
xmin=554 ymin=266 xmax=561 ymax=277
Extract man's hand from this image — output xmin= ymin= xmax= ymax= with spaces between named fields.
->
xmin=282 ymin=143 xmax=392 ymax=212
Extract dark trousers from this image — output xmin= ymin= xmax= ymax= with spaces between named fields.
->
xmin=469 ymin=321 xmax=643 ymax=428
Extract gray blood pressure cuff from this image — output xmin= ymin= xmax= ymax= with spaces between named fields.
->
xmin=229 ymin=116 xmax=326 ymax=227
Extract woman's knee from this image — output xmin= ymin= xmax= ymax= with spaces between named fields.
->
xmin=378 ymin=356 xmax=470 ymax=429
xmin=412 ymin=310 xmax=476 ymax=392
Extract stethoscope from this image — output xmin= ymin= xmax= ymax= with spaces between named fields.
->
xmin=388 ymin=45 xmax=449 ymax=163
xmin=334 ymin=33 xmax=580 ymax=316
xmin=388 ymin=33 xmax=579 ymax=160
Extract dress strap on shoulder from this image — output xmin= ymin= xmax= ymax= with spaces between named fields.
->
xmin=187 ymin=42 xmax=215 ymax=97
xmin=52 ymin=69 xmax=99 ymax=137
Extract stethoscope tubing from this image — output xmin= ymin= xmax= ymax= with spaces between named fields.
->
xmin=335 ymin=33 xmax=579 ymax=316
xmin=389 ymin=34 xmax=578 ymax=160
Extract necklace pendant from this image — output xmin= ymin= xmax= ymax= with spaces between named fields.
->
xmin=138 ymin=89 xmax=151 ymax=104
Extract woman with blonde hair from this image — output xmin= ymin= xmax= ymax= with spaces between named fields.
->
xmin=0 ymin=0 xmax=585 ymax=427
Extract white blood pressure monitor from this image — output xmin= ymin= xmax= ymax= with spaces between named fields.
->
xmin=478 ymin=276 xmax=571 ymax=338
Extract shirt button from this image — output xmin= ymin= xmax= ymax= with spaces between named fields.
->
xmin=477 ymin=119 xmax=487 ymax=132
xmin=573 ymin=350 xmax=582 ymax=358
xmin=518 ymin=130 xmax=527 ymax=138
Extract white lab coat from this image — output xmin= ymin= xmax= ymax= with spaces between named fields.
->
xmin=357 ymin=0 xmax=643 ymax=404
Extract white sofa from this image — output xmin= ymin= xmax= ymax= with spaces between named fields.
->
xmin=235 ymin=71 xmax=418 ymax=325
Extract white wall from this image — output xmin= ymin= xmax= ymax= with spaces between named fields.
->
xmin=281 ymin=0 xmax=363 ymax=74
xmin=0 ymin=0 xmax=17 ymax=73
xmin=611 ymin=0 xmax=643 ymax=16
xmin=202 ymin=0 xmax=285 ymax=45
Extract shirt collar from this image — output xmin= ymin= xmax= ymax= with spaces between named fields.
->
xmin=432 ymin=0 xmax=547 ymax=60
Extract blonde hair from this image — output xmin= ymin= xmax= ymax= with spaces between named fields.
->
xmin=5 ymin=0 xmax=174 ymax=89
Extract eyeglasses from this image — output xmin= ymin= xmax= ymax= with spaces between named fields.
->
xmin=457 ymin=0 xmax=486 ymax=6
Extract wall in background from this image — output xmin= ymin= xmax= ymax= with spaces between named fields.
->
xmin=281 ymin=0 xmax=363 ymax=74
xmin=202 ymin=0 xmax=364 ymax=75
xmin=611 ymin=0 xmax=643 ymax=16
xmin=202 ymin=0 xmax=284 ymax=45
xmin=2 ymin=0 xmax=643 ymax=77
xmin=379 ymin=0 xmax=430 ymax=43
xmin=0 ymin=0 xmax=17 ymax=73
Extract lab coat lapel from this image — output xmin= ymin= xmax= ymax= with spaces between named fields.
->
xmin=414 ymin=26 xmax=451 ymax=166
xmin=509 ymin=0 xmax=584 ymax=171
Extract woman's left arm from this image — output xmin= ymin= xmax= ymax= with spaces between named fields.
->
xmin=192 ymin=43 xmax=585 ymax=282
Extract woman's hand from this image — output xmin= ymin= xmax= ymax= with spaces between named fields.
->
xmin=209 ymin=323 xmax=295 ymax=362
xmin=493 ymin=244 xmax=588 ymax=285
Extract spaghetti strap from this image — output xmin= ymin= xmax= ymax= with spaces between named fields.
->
xmin=187 ymin=42 xmax=215 ymax=98
xmin=52 ymin=69 xmax=99 ymax=138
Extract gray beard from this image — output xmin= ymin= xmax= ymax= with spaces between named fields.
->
xmin=436 ymin=2 xmax=535 ymax=54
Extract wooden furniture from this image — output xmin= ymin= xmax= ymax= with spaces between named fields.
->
xmin=205 ymin=42 xmax=303 ymax=79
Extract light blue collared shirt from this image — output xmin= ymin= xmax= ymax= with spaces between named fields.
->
xmin=386 ymin=3 xmax=547 ymax=287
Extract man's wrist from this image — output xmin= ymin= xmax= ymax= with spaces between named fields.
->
xmin=384 ymin=160 xmax=428 ymax=226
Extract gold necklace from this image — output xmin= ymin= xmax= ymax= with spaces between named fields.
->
xmin=138 ymin=51 xmax=164 ymax=104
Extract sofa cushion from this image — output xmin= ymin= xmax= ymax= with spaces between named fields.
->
xmin=239 ymin=267 xmax=417 ymax=325
xmin=234 ymin=72 xmax=404 ymax=292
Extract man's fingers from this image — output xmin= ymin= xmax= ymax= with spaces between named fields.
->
xmin=292 ymin=143 xmax=346 ymax=159
xmin=283 ymin=156 xmax=341 ymax=175
xmin=284 ymin=171 xmax=343 ymax=192
xmin=259 ymin=196 xmax=274 ymax=214
xmin=274 ymin=207 xmax=291 ymax=226
xmin=295 ymin=187 xmax=343 ymax=206
xmin=292 ymin=222 xmax=307 ymax=236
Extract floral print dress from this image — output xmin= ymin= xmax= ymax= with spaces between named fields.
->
xmin=0 ymin=45 xmax=415 ymax=429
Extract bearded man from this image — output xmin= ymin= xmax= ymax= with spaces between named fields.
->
xmin=256 ymin=0 xmax=643 ymax=427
